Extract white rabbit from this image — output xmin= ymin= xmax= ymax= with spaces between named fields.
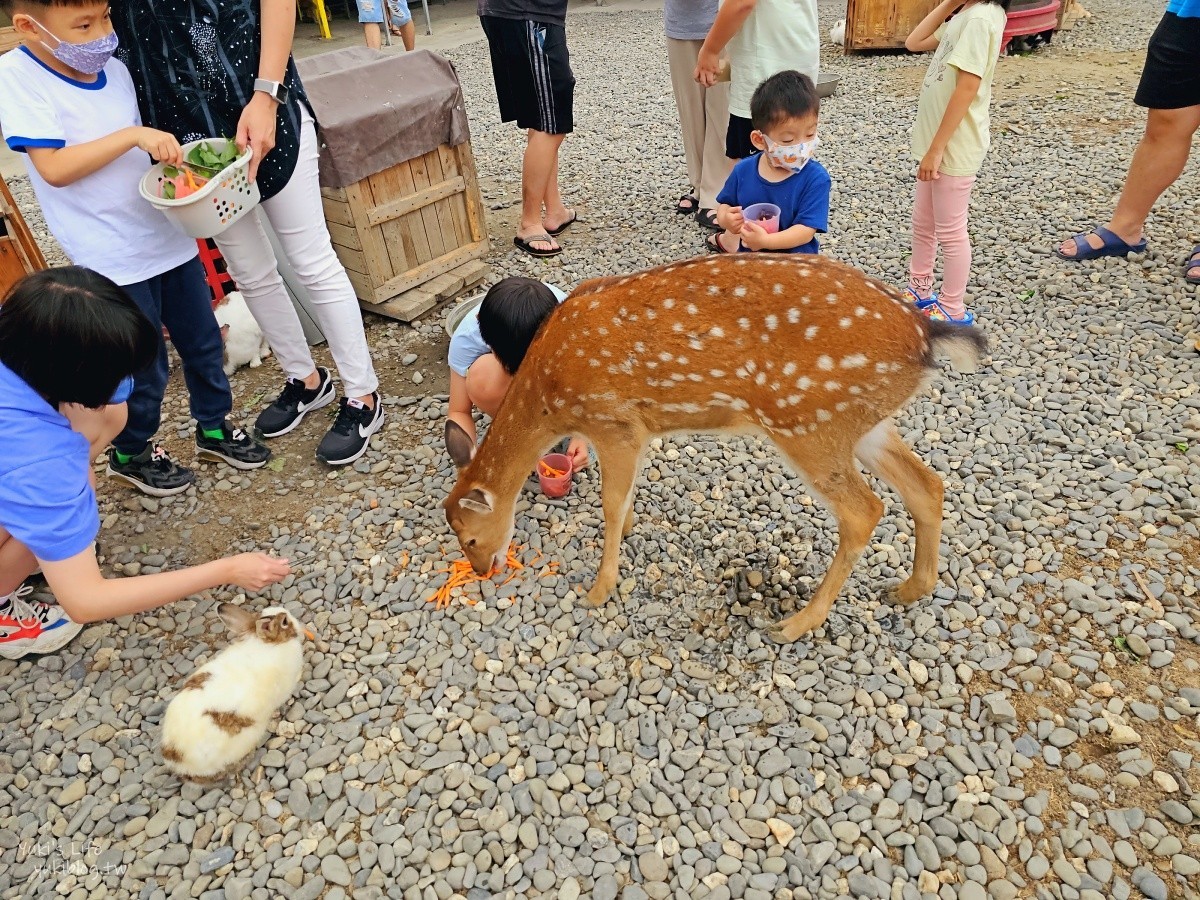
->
xmin=160 ymin=603 xmax=310 ymax=782
xmin=214 ymin=291 xmax=271 ymax=376
xmin=830 ymin=19 xmax=845 ymax=46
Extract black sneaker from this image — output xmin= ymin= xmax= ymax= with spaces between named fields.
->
xmin=316 ymin=394 xmax=384 ymax=465
xmin=107 ymin=444 xmax=195 ymax=497
xmin=196 ymin=421 xmax=272 ymax=470
xmin=254 ymin=367 xmax=336 ymax=438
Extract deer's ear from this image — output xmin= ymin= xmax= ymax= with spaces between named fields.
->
xmin=460 ymin=488 xmax=494 ymax=515
xmin=445 ymin=420 xmax=476 ymax=469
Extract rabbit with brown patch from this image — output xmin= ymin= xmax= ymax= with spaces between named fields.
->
xmin=160 ymin=603 xmax=312 ymax=781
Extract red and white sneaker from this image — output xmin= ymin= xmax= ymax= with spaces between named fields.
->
xmin=0 ymin=586 xmax=83 ymax=659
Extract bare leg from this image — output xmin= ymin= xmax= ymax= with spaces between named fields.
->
xmin=542 ymin=150 xmax=574 ymax=234
xmin=766 ymin=441 xmax=884 ymax=642
xmin=1059 ymin=105 xmax=1200 ymax=256
xmin=518 ymin=130 xmax=566 ymax=253
xmin=0 ymin=528 xmax=38 ymax=595
xmin=855 ymin=422 xmax=944 ymax=603
xmin=581 ymin=437 xmax=645 ymax=608
xmin=399 ymin=20 xmax=415 ymax=50
xmin=364 ymin=23 xmax=382 ymax=50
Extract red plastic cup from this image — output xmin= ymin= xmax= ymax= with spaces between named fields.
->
xmin=742 ymin=202 xmax=781 ymax=234
xmin=537 ymin=453 xmax=573 ymax=498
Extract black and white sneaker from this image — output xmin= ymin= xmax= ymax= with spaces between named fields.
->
xmin=316 ymin=394 xmax=384 ymax=466
xmin=107 ymin=443 xmax=195 ymax=497
xmin=254 ymin=367 xmax=336 ymax=438
xmin=196 ymin=421 xmax=272 ymax=470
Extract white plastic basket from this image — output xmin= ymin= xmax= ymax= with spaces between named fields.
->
xmin=139 ymin=139 xmax=261 ymax=239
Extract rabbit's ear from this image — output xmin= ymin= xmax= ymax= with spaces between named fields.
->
xmin=217 ymin=603 xmax=259 ymax=637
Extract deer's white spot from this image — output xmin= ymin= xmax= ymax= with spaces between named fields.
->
xmin=824 ymin=380 xmax=841 ymax=391
xmin=597 ymin=326 xmax=608 ymax=336
xmin=855 ymin=306 xmax=868 ymax=317
xmin=689 ymin=339 xmax=704 ymax=351
xmin=634 ymin=342 xmax=646 ymax=354
xmin=816 ymin=408 xmax=832 ymax=422
xmin=848 ymin=385 xmax=863 ymax=395
xmin=618 ymin=278 xmax=630 ymax=286
xmin=776 ymin=398 xmax=788 ymax=408
xmin=646 ymin=309 xmax=658 ymax=320
xmin=840 ymin=354 xmax=868 ymax=369
xmin=686 ymin=303 xmax=698 ymax=315
xmin=796 ymin=376 xmax=812 ymax=390
xmin=875 ymin=362 xmax=889 ymax=373
xmin=687 ymin=373 xmax=703 ymax=382
xmin=735 ymin=367 xmax=748 ymax=379
xmin=735 ymin=258 xmax=748 ymax=265
xmin=575 ymin=348 xmax=585 ymax=357
xmin=589 ymin=359 xmax=601 ymax=367
xmin=711 ymin=391 xmax=733 ymax=401
xmin=733 ymin=285 xmax=746 ymax=297
xmin=874 ymin=312 xmax=883 ymax=320
xmin=730 ymin=398 xmax=749 ymax=410
xmin=553 ymin=397 xmax=566 ymax=408
xmin=707 ymin=368 xmax=725 ymax=379
xmin=646 ymin=360 xmax=658 ymax=369
xmin=663 ymin=298 xmax=676 ymax=309
xmin=760 ymin=414 xmax=775 ymax=426
xmin=765 ymin=314 xmax=778 ymax=331
xmin=672 ymin=322 xmax=684 ymax=333
xmin=787 ymin=308 xmax=801 ymax=324
xmin=805 ymin=325 xmax=819 ymax=340
xmin=783 ymin=362 xmax=797 ymax=376
xmin=834 ymin=280 xmax=844 ymax=289
xmin=588 ymin=300 xmax=600 ymax=310
xmin=772 ymin=283 xmax=784 ymax=295
xmin=738 ymin=318 xmax=751 ymax=330
xmin=835 ymin=401 xmax=848 ymax=412
xmin=801 ymin=295 xmax=811 ymax=305
xmin=840 ymin=317 xmax=852 ymax=329
xmin=671 ymin=373 xmax=686 ymax=382
xmin=787 ymin=394 xmax=802 ymax=405
xmin=659 ymin=351 xmax=674 ymax=362
xmin=826 ymin=293 xmax=838 ymax=304
xmin=600 ymin=349 xmax=612 ymax=357
xmin=817 ymin=355 xmax=834 ymax=371
xmin=755 ymin=372 xmax=767 ymax=386
xmin=708 ymin=285 xmax=721 ymax=295
xmin=709 ymin=326 xmax=725 ymax=338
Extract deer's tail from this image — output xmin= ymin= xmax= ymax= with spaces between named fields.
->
xmin=926 ymin=319 xmax=987 ymax=374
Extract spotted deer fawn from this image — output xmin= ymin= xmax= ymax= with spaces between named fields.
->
xmin=444 ymin=254 xmax=985 ymax=642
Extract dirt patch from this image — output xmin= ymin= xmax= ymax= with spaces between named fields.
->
xmin=885 ymin=49 xmax=1144 ymax=99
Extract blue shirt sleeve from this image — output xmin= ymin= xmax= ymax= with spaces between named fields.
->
xmin=0 ymin=459 xmax=99 ymax=562
xmin=792 ymin=165 xmax=831 ymax=234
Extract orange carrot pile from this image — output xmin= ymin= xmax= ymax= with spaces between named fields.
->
xmin=426 ymin=544 xmax=559 ymax=610
xmin=538 ymin=460 xmax=568 ymax=478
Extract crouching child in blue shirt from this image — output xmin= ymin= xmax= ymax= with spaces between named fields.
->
xmin=709 ymin=70 xmax=831 ymax=254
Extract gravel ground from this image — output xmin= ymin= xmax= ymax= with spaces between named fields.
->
xmin=3 ymin=1 xmax=1200 ymax=899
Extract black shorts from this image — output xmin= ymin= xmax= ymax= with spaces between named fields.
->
xmin=480 ymin=16 xmax=575 ymax=134
xmin=1134 ymin=12 xmax=1200 ymax=110
xmin=726 ymin=114 xmax=756 ymax=160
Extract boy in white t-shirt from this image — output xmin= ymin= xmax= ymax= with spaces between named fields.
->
xmin=447 ymin=277 xmax=589 ymax=471
xmin=0 ymin=0 xmax=268 ymax=497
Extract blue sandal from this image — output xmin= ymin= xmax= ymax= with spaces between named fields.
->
xmin=905 ymin=286 xmax=939 ymax=310
xmin=1185 ymin=245 xmax=1200 ymax=286
xmin=922 ymin=297 xmax=975 ymax=327
xmin=1055 ymin=226 xmax=1147 ymax=261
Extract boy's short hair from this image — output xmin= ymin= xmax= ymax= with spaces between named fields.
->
xmin=0 ymin=266 xmax=157 ymax=409
xmin=477 ymin=277 xmax=559 ymax=375
xmin=0 ymin=0 xmax=103 ymax=13
xmin=750 ymin=71 xmax=820 ymax=133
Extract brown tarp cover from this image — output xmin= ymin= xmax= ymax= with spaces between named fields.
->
xmin=295 ymin=47 xmax=470 ymax=190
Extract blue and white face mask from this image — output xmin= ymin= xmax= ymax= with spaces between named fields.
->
xmin=30 ymin=17 xmax=118 ymax=76
xmin=763 ymin=134 xmax=820 ymax=174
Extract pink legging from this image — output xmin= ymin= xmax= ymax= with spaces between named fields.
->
xmin=908 ymin=174 xmax=976 ymax=317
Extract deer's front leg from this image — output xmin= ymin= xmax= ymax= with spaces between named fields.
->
xmin=582 ymin=441 xmax=642 ymax=609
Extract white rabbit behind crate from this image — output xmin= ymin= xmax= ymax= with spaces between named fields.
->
xmin=214 ymin=291 xmax=271 ymax=376
xmin=830 ymin=19 xmax=845 ymax=46
xmin=160 ymin=603 xmax=311 ymax=782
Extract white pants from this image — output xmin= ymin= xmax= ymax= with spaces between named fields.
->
xmin=214 ymin=115 xmax=379 ymax=398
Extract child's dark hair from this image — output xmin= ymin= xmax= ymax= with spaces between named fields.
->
xmin=750 ymin=71 xmax=820 ymax=133
xmin=477 ymin=277 xmax=559 ymax=375
xmin=0 ymin=0 xmax=104 ymax=13
xmin=0 ymin=266 xmax=157 ymax=408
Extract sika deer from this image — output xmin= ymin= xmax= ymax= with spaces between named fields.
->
xmin=444 ymin=254 xmax=984 ymax=641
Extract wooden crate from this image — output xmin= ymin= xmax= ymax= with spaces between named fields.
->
xmin=321 ymin=140 xmax=490 ymax=322
xmin=0 ymin=27 xmax=18 ymax=56
xmin=845 ymin=0 xmax=939 ymax=51
xmin=0 ymin=174 xmax=47 ymax=300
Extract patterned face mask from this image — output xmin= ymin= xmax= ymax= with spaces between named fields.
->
xmin=763 ymin=134 xmax=820 ymax=174
xmin=30 ymin=18 xmax=118 ymax=76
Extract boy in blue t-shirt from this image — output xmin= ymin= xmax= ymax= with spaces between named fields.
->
xmin=709 ymin=71 xmax=830 ymax=254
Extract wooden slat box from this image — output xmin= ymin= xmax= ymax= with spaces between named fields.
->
xmin=320 ymin=141 xmax=489 ymax=321
xmin=299 ymin=47 xmax=490 ymax=322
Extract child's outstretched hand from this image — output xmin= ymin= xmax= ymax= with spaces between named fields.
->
xmin=918 ymin=147 xmax=943 ymax=182
xmin=135 ymin=127 xmax=184 ymax=167
xmin=739 ymin=219 xmax=771 ymax=251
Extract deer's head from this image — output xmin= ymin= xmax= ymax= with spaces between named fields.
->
xmin=443 ymin=421 xmax=515 ymax=574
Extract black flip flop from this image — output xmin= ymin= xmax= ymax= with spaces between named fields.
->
xmin=513 ymin=233 xmax=562 ymax=258
xmin=676 ymin=194 xmax=698 ymax=215
xmin=546 ymin=211 xmax=577 ymax=237
xmin=706 ymin=232 xmax=735 ymax=254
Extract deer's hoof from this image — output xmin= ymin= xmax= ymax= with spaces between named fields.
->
xmin=582 ymin=583 xmax=611 ymax=609
xmin=888 ymin=577 xmax=931 ymax=606
xmin=766 ymin=610 xmax=825 ymax=643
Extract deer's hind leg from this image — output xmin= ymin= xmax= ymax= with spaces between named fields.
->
xmin=855 ymin=421 xmax=944 ymax=604
xmin=766 ymin=436 xmax=884 ymax=643
xmin=581 ymin=435 xmax=647 ymax=609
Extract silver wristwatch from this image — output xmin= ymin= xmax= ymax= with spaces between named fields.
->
xmin=253 ymin=78 xmax=289 ymax=105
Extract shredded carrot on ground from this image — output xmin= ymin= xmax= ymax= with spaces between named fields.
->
xmin=426 ymin=544 xmax=558 ymax=610
xmin=537 ymin=460 xmax=568 ymax=478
